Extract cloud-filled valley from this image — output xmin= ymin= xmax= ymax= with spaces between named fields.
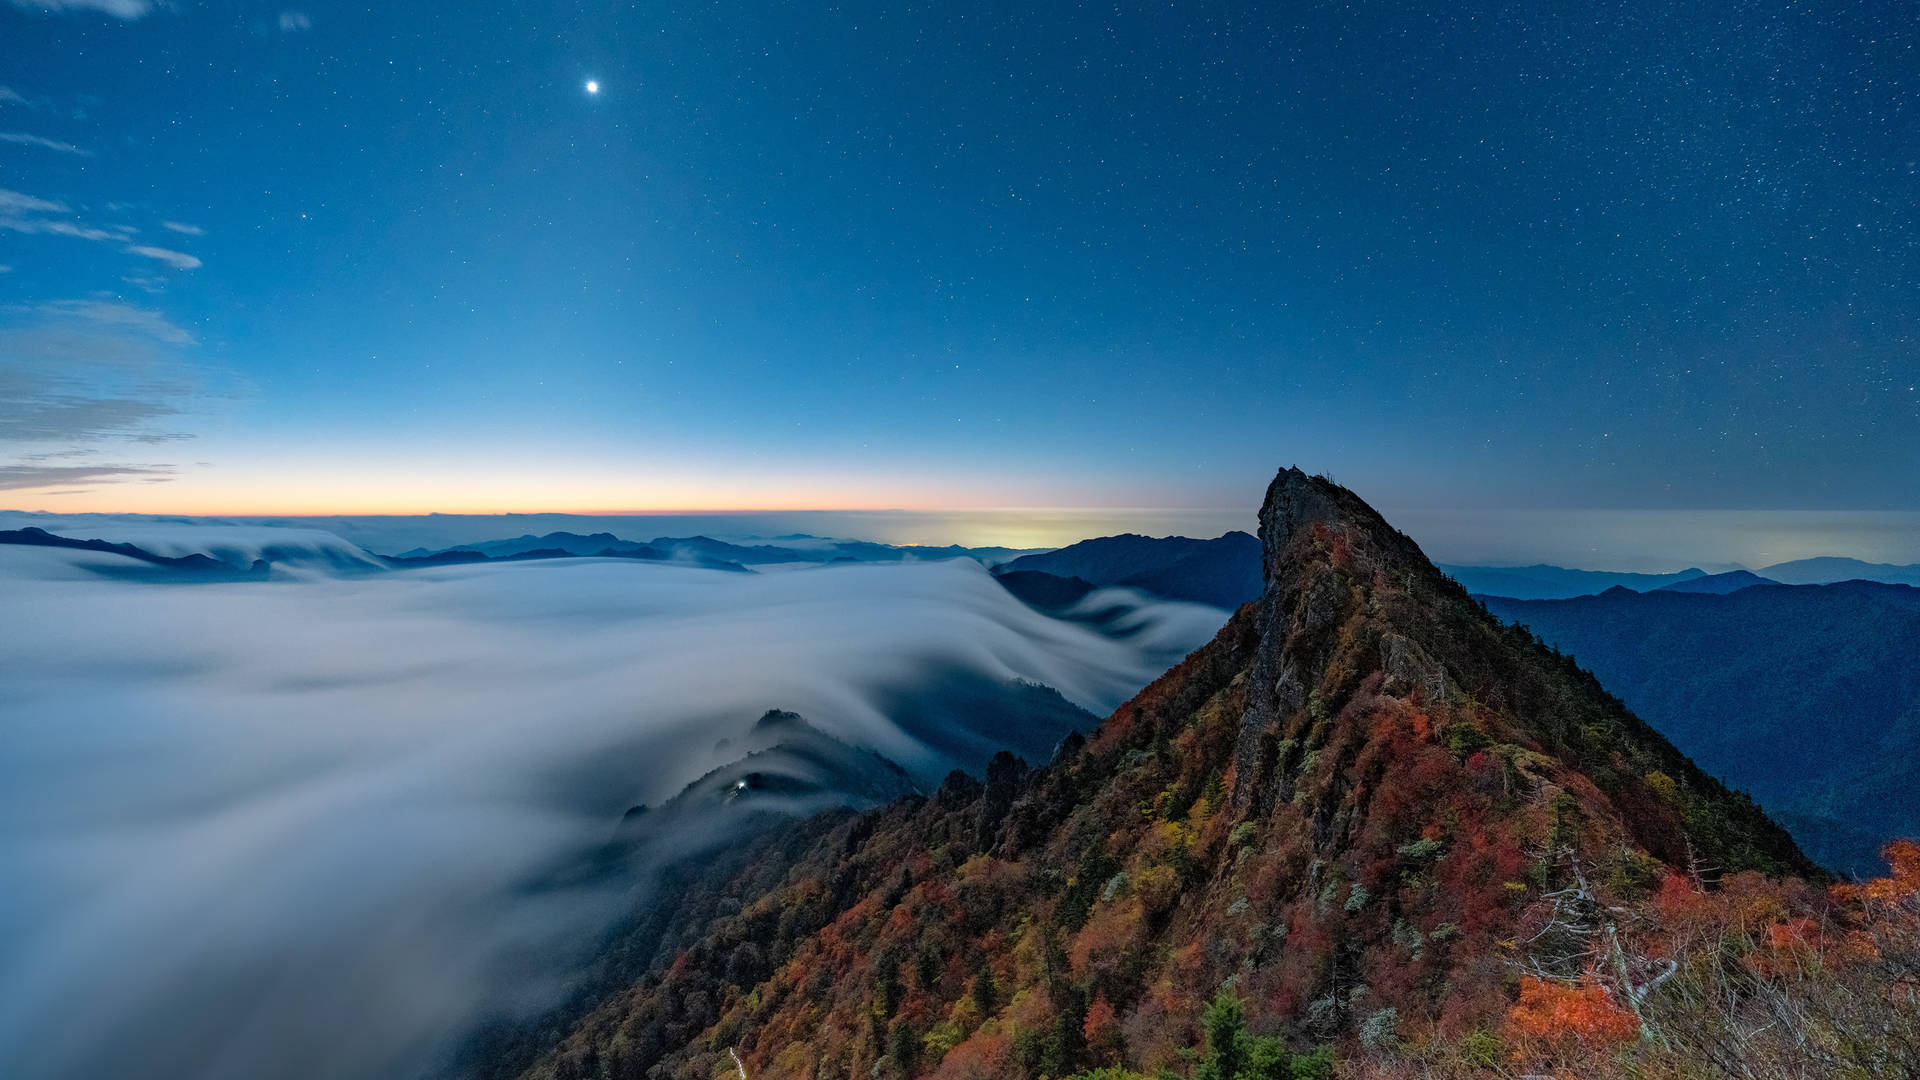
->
xmin=0 ymin=533 xmax=1228 ymax=1080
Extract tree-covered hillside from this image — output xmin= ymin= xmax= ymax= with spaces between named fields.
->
xmin=1481 ymin=582 xmax=1920 ymax=876
xmin=493 ymin=471 xmax=1920 ymax=1080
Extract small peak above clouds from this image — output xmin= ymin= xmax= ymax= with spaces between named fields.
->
xmin=0 ymin=514 xmax=387 ymax=575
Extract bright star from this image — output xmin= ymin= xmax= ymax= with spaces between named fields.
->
xmin=584 ymin=80 xmax=600 ymax=95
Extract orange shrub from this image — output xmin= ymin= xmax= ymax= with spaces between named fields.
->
xmin=1507 ymin=975 xmax=1640 ymax=1050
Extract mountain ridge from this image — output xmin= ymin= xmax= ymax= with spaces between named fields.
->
xmin=513 ymin=467 xmax=1817 ymax=1080
xmin=997 ymin=531 xmax=1264 ymax=608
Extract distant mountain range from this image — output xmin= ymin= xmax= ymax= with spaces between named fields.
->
xmin=381 ymin=537 xmax=752 ymax=573
xmin=1758 ymin=556 xmax=1920 ymax=587
xmin=1482 ymin=580 xmax=1920 ymax=875
xmin=0 ymin=526 xmax=268 ymax=579
xmin=397 ymin=530 xmax=1042 ymax=569
xmin=1444 ymin=557 xmax=1920 ymax=599
xmin=1438 ymin=563 xmax=1713 ymax=599
xmin=0 ymin=525 xmax=758 ymax=578
xmin=1655 ymin=568 xmax=1781 ymax=594
xmin=0 ymin=523 xmax=1046 ymax=580
xmin=994 ymin=530 xmax=1264 ymax=608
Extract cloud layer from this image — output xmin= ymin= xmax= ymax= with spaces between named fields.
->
xmin=0 ymin=542 xmax=1225 ymax=1080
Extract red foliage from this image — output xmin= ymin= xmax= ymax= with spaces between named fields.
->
xmin=930 ymin=1031 xmax=1012 ymax=1080
xmin=1082 ymin=992 xmax=1124 ymax=1065
xmin=1507 ymin=975 xmax=1639 ymax=1049
xmin=1652 ymin=871 xmax=1708 ymax=923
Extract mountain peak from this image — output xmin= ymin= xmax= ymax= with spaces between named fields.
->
xmin=1258 ymin=467 xmax=1428 ymax=588
xmin=1232 ymin=467 xmax=1806 ymax=877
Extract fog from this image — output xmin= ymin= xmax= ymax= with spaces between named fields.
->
xmin=0 ymin=539 xmax=1226 ymax=1080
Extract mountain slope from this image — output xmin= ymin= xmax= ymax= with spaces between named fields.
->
xmin=515 ymin=469 xmax=1812 ymax=1080
xmin=992 ymin=570 xmax=1099 ymax=612
xmin=1481 ymin=581 xmax=1920 ymax=875
xmin=997 ymin=532 xmax=1263 ymax=608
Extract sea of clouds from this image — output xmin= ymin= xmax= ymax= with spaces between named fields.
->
xmin=0 ymin=533 xmax=1228 ymax=1080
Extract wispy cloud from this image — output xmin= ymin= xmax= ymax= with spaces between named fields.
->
xmin=0 ymin=188 xmax=136 ymax=244
xmin=161 ymin=221 xmax=204 ymax=236
xmin=31 ymin=299 xmax=196 ymax=345
xmin=0 ymin=87 xmax=30 ymax=107
xmin=0 ymin=462 xmax=173 ymax=490
xmin=0 ymin=188 xmax=68 ymax=214
xmin=0 ymin=188 xmax=203 ymax=269
xmin=278 ymin=10 xmax=310 ymax=31
xmin=0 ymin=218 xmax=136 ymax=243
xmin=0 ymin=131 xmax=90 ymax=156
xmin=126 ymin=244 xmax=202 ymax=270
xmin=0 ymin=385 xmax=182 ymax=442
xmin=0 ymin=301 xmax=204 ymax=470
xmin=8 ymin=0 xmax=157 ymax=19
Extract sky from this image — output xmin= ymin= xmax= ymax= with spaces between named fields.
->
xmin=1 ymin=0 xmax=1916 ymax=533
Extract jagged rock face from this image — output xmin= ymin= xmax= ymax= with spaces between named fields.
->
xmin=512 ymin=468 xmax=1812 ymax=1080
xmin=1237 ymin=471 xmax=1464 ymax=808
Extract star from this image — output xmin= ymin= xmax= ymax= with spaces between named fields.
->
xmin=584 ymin=79 xmax=600 ymax=95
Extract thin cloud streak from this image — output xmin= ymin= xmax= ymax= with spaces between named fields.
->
xmin=125 ymin=245 xmax=201 ymax=270
xmin=0 ymin=189 xmax=68 ymax=214
xmin=0 ymin=190 xmax=202 ymax=271
xmin=0 ymin=463 xmax=174 ymax=489
xmin=7 ymin=0 xmax=156 ymax=18
xmin=0 ymin=131 xmax=90 ymax=156
xmin=21 ymin=300 xmax=196 ymax=345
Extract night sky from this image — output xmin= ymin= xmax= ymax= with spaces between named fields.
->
xmin=2 ymin=0 xmax=1915 ymax=521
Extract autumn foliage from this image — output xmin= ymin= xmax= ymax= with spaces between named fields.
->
xmin=1506 ymin=976 xmax=1639 ymax=1049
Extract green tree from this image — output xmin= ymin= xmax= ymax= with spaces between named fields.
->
xmin=1197 ymin=990 xmax=1248 ymax=1080
xmin=1242 ymin=1035 xmax=1293 ymax=1080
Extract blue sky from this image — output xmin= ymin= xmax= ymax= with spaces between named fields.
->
xmin=1 ymin=0 xmax=1915 ymax=521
